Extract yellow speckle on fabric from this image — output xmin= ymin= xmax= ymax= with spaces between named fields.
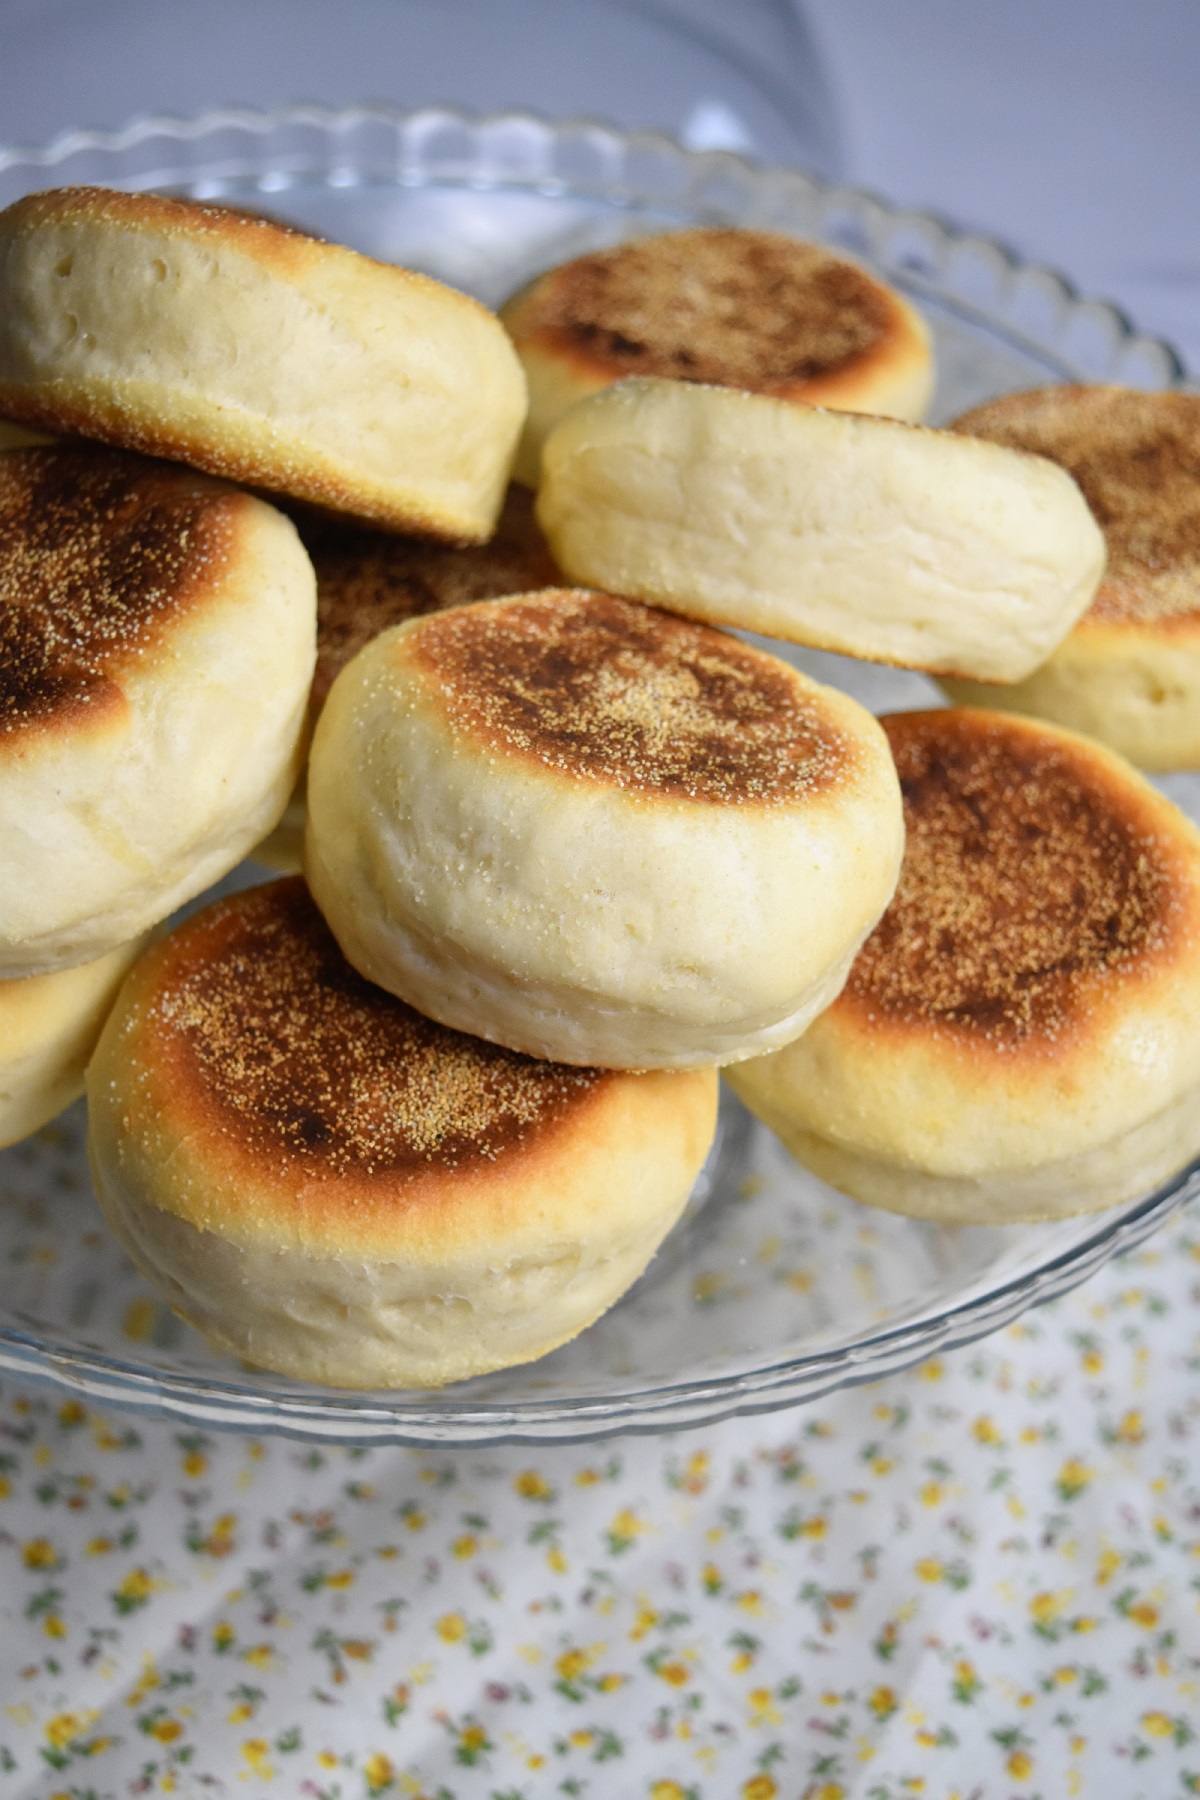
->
xmin=2 ymin=1210 xmax=1200 ymax=1791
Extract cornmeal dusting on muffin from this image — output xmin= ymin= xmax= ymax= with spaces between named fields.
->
xmin=955 ymin=387 xmax=1200 ymax=625
xmin=412 ymin=589 xmax=851 ymax=802
xmin=151 ymin=880 xmax=602 ymax=1177
xmin=305 ymin=486 xmax=557 ymax=708
xmin=0 ymin=446 xmax=233 ymax=732
xmin=527 ymin=229 xmax=892 ymax=389
xmin=844 ymin=712 xmax=1183 ymax=1045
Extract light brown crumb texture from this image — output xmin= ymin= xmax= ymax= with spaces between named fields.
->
xmin=954 ymin=386 xmax=1200 ymax=626
xmin=145 ymin=879 xmax=605 ymax=1181
xmin=843 ymin=711 xmax=1190 ymax=1047
xmin=520 ymin=228 xmax=893 ymax=390
xmin=0 ymin=446 xmax=235 ymax=736
xmin=410 ymin=589 xmax=853 ymax=803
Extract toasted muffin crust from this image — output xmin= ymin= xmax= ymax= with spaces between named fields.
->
xmin=303 ymin=486 xmax=558 ymax=711
xmin=87 ymin=874 xmax=719 ymax=1384
xmin=512 ymin=228 xmax=896 ymax=392
xmin=953 ymin=387 xmax=1200 ymax=629
xmin=843 ymin=710 xmax=1188 ymax=1049
xmin=143 ymin=878 xmax=608 ymax=1187
xmin=408 ymin=588 xmax=854 ymax=803
xmin=0 ymin=446 xmax=237 ymax=737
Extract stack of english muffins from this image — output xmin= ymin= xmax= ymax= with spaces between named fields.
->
xmin=3 ymin=188 xmax=1199 ymax=1391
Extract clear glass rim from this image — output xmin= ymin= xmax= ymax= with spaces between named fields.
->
xmin=0 ymin=103 xmax=1192 ymax=1442
xmin=0 ymin=101 xmax=1186 ymax=384
xmin=2 ymin=1156 xmax=1194 ymax=1445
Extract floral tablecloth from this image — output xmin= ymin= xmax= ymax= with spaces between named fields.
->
xmin=2 ymin=1200 xmax=1200 ymax=1800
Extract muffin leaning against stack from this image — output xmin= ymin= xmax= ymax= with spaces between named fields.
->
xmin=0 ymin=444 xmax=316 ymax=974
xmin=942 ymin=386 xmax=1200 ymax=768
xmin=500 ymin=225 xmax=935 ymax=483
xmin=0 ymin=185 xmax=527 ymax=539
xmin=0 ymin=434 xmax=316 ymax=1144
xmin=728 ymin=708 xmax=1200 ymax=1222
xmin=87 ymin=877 xmax=718 ymax=1389
xmin=304 ymin=586 xmax=905 ymax=1069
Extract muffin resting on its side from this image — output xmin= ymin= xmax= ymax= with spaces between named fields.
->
xmin=944 ymin=386 xmax=1200 ymax=769
xmin=0 ymin=445 xmax=315 ymax=978
xmin=0 ymin=185 xmax=527 ymax=540
xmin=501 ymin=226 xmax=933 ymax=483
xmin=536 ymin=378 xmax=1105 ymax=680
xmin=305 ymin=588 xmax=904 ymax=1070
xmin=728 ymin=709 xmax=1200 ymax=1223
xmin=86 ymin=879 xmax=718 ymax=1389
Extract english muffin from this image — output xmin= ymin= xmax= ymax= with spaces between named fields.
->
xmin=0 ymin=937 xmax=145 ymax=1147
xmin=536 ymin=376 xmax=1105 ymax=680
xmin=944 ymin=386 xmax=1200 ymax=768
xmin=0 ymin=445 xmax=315 ymax=977
xmin=728 ymin=709 xmax=1200 ymax=1222
xmin=86 ymin=878 xmax=718 ymax=1388
xmin=0 ymin=186 xmax=527 ymax=540
xmin=255 ymin=485 xmax=560 ymax=870
xmin=501 ymin=227 xmax=933 ymax=483
xmin=305 ymin=588 xmax=904 ymax=1070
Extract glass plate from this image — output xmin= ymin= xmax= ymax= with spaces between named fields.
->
xmin=0 ymin=106 xmax=1194 ymax=1446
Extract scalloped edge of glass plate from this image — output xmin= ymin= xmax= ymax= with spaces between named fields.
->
xmin=1 ymin=1157 xmax=1196 ymax=1445
xmin=0 ymin=105 xmax=1194 ymax=1443
xmin=0 ymin=102 xmax=1189 ymax=389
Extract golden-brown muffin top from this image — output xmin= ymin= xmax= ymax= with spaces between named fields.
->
xmin=505 ymin=227 xmax=899 ymax=393
xmin=408 ymin=587 xmax=855 ymax=804
xmin=841 ymin=709 xmax=1195 ymax=1047
xmin=143 ymin=878 xmax=606 ymax=1182
xmin=0 ymin=446 xmax=238 ymax=737
xmin=303 ymin=485 xmax=558 ymax=710
xmin=953 ymin=386 xmax=1200 ymax=627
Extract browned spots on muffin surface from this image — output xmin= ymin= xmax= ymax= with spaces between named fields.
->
xmin=410 ymin=588 xmax=852 ymax=804
xmin=953 ymin=387 xmax=1200 ymax=627
xmin=517 ymin=228 xmax=894 ymax=392
xmin=840 ymin=710 xmax=1185 ymax=1047
xmin=149 ymin=879 xmax=606 ymax=1182
xmin=304 ymin=486 xmax=559 ymax=709
xmin=0 ymin=446 xmax=236 ymax=735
